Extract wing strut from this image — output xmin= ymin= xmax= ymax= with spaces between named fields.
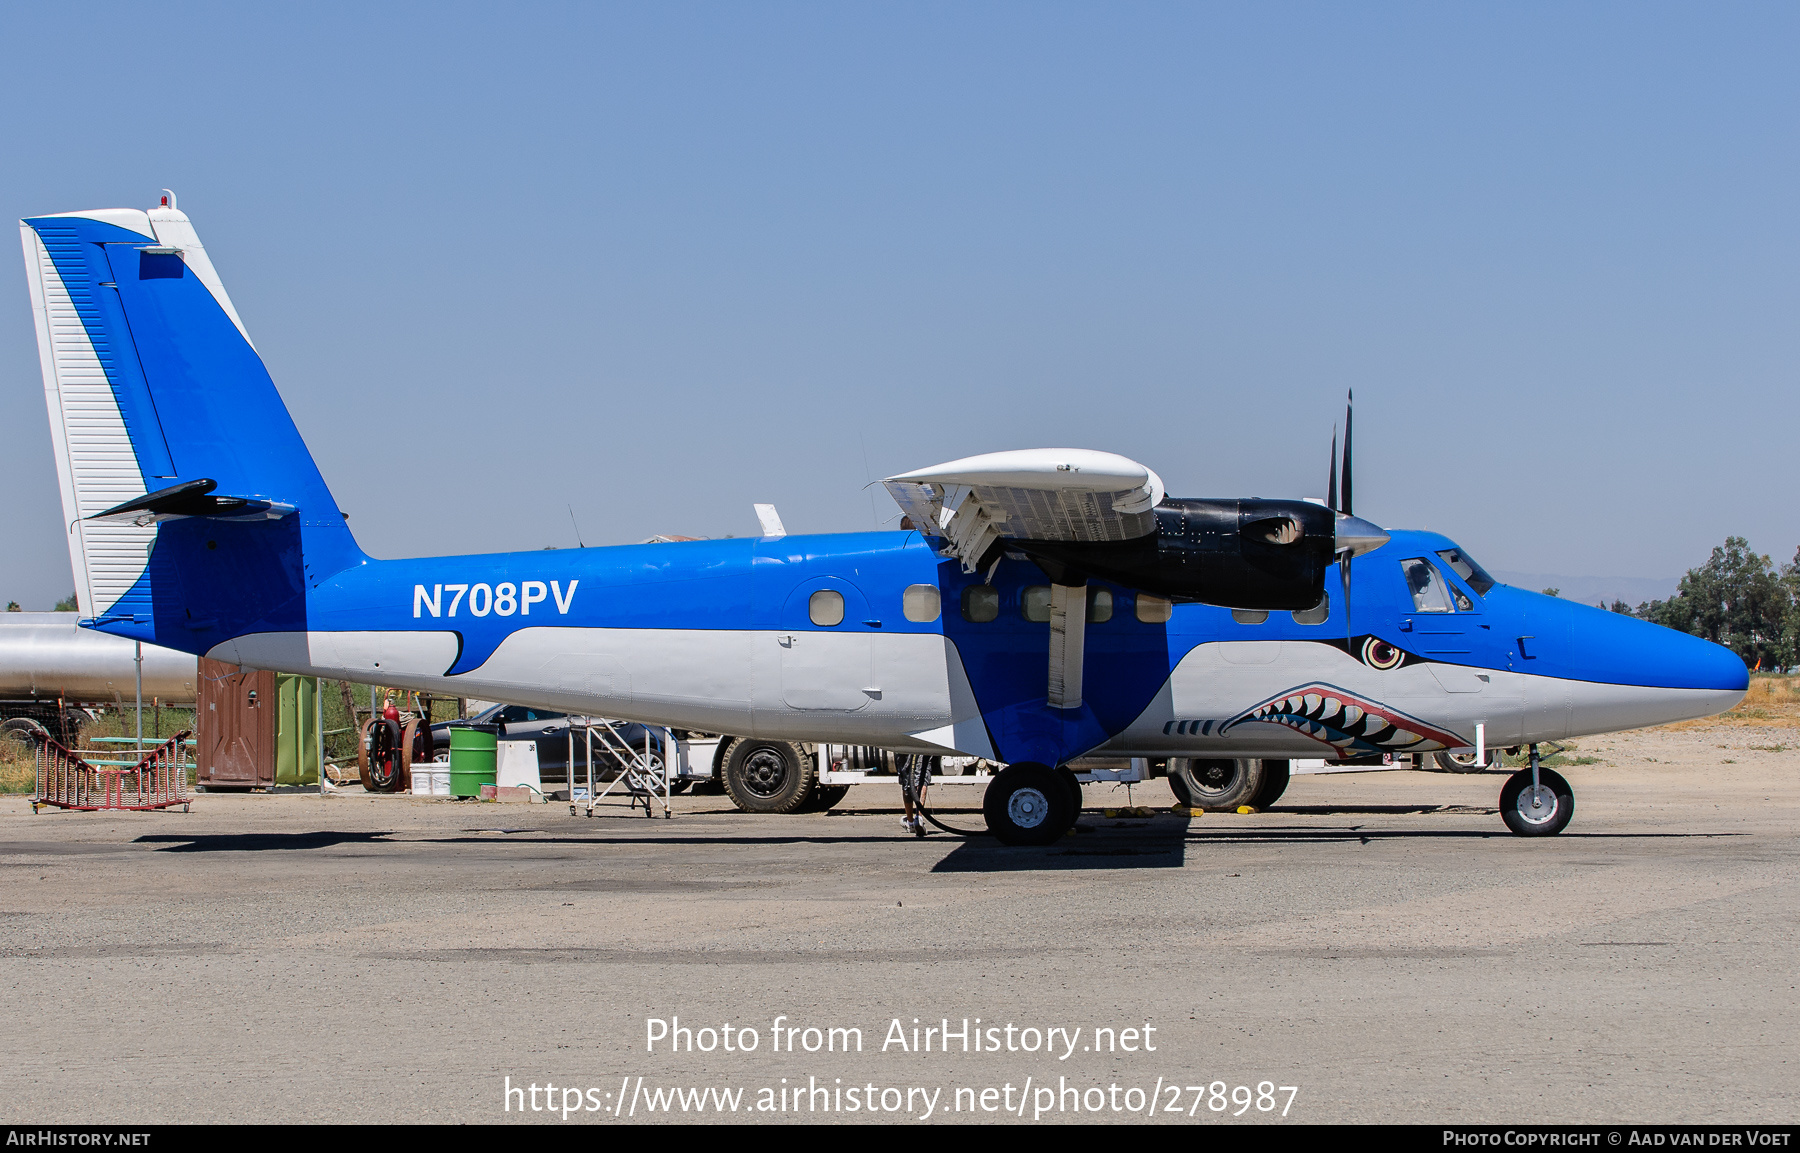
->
xmin=1047 ymin=581 xmax=1087 ymax=710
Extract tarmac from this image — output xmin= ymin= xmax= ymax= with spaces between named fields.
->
xmin=2 ymin=723 xmax=1795 ymax=1125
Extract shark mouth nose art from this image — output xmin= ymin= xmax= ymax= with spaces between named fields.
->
xmin=1221 ymin=683 xmax=1465 ymax=757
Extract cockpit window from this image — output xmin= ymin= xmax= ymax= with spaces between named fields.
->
xmin=1401 ymin=558 xmax=1455 ymax=613
xmin=1435 ymin=548 xmax=1495 ymax=595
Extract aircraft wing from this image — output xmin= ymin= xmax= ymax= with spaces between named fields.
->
xmin=884 ymin=448 xmax=1165 ymax=573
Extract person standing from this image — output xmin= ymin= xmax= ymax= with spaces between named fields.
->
xmin=898 ymin=753 xmax=933 ymax=837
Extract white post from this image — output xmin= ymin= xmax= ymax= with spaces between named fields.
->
xmin=134 ymin=640 xmax=143 ymax=756
xmin=1476 ymin=722 xmax=1486 ymax=765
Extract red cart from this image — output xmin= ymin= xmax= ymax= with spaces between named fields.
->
xmin=32 ymin=730 xmax=193 ymax=813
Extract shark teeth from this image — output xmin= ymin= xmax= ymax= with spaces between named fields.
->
xmin=1241 ymin=688 xmax=1443 ymax=753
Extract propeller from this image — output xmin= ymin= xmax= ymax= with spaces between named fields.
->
xmin=1327 ymin=390 xmax=1387 ymax=645
xmin=1326 ymin=424 xmax=1338 ymax=513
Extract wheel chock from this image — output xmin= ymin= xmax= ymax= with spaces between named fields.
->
xmin=1236 ymin=805 xmax=1258 ymax=815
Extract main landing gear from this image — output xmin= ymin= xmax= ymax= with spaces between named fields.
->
xmin=1500 ymin=743 xmax=1574 ymax=837
xmin=982 ymin=762 xmax=1079 ymax=846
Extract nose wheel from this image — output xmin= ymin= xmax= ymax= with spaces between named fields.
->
xmin=1500 ymin=745 xmax=1574 ymax=836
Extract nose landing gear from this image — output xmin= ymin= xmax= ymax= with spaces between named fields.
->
xmin=1500 ymin=743 xmax=1574 ymax=836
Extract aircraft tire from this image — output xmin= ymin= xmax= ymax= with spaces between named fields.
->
xmin=1247 ymin=759 xmax=1291 ymax=808
xmin=1056 ymin=765 xmax=1084 ymax=816
xmin=983 ymin=762 xmax=1074 ymax=846
xmin=1500 ymin=767 xmax=1574 ymax=836
xmin=801 ymin=784 xmax=851 ymax=812
xmin=1174 ymin=758 xmax=1263 ymax=811
xmin=1434 ymin=750 xmax=1503 ymax=774
xmin=1165 ymin=761 xmax=1193 ymax=807
xmin=720 ymin=739 xmax=817 ymax=814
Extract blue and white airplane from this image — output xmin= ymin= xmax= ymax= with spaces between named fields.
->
xmin=19 ymin=198 xmax=1747 ymax=843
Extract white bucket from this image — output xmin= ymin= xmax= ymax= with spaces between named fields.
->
xmin=431 ymin=767 xmax=451 ymax=796
xmin=411 ymin=770 xmax=433 ymax=796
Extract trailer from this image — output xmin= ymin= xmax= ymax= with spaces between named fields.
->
xmin=0 ymin=613 xmax=197 ymax=743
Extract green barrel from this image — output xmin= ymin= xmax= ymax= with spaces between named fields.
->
xmin=448 ymin=723 xmax=499 ymax=798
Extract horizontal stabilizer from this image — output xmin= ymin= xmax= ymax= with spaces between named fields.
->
xmin=86 ymin=478 xmax=294 ymax=526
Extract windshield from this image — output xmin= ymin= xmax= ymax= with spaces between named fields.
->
xmin=1435 ymin=547 xmax=1495 ymax=596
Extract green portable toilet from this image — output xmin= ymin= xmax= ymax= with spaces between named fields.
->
xmin=274 ymin=674 xmax=321 ymax=785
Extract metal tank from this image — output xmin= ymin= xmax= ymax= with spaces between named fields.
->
xmin=0 ymin=613 xmax=197 ymax=704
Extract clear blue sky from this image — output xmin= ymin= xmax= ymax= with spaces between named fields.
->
xmin=3 ymin=2 xmax=1796 ymax=608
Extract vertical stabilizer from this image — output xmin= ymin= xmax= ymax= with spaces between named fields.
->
xmin=20 ymin=198 xmax=363 ymax=643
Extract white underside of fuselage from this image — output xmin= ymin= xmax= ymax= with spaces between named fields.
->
xmin=208 ymin=630 xmax=1742 ymax=760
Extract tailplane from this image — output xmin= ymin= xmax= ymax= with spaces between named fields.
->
xmin=20 ymin=194 xmax=363 ymax=649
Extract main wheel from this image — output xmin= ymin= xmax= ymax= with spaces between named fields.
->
xmin=1174 ymin=758 xmax=1263 ymax=811
xmin=720 ymin=739 xmax=817 ymax=813
xmin=1166 ymin=761 xmax=1193 ymax=807
xmin=983 ymin=762 xmax=1074 ymax=846
xmin=1500 ymin=767 xmax=1574 ymax=836
xmin=1435 ymin=749 xmax=1503 ymax=774
xmin=1247 ymin=759 xmax=1290 ymax=808
xmin=1056 ymin=765 xmax=1084 ymax=817
xmin=799 ymin=784 xmax=851 ymax=812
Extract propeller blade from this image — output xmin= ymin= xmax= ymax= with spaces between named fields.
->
xmin=1342 ymin=550 xmax=1353 ymax=645
xmin=1326 ymin=425 xmax=1338 ymax=512
xmin=1341 ymin=389 xmax=1353 ymax=518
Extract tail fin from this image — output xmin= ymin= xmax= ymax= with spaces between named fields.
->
xmin=20 ymin=197 xmax=363 ymax=647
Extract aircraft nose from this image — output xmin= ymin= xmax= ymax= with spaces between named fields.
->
xmin=1538 ymin=594 xmax=1744 ymax=690
xmin=1519 ymin=593 xmax=1747 ymax=730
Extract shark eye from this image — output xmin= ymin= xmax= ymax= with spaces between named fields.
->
xmin=1362 ymin=637 xmax=1403 ymax=670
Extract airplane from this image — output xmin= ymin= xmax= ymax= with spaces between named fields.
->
xmin=18 ymin=197 xmax=1748 ymax=844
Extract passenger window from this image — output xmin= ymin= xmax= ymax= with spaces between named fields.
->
xmin=1435 ymin=548 xmax=1495 ymax=596
xmin=1136 ymin=594 xmax=1173 ymax=623
xmin=903 ymin=584 xmax=941 ymax=623
xmin=961 ymin=585 xmax=999 ymax=623
xmin=1231 ymin=608 xmax=1269 ymax=625
xmin=809 ymin=589 xmax=845 ymax=626
xmin=1401 ymin=559 xmax=1455 ymax=613
xmin=1022 ymin=586 xmax=1051 ymax=623
xmin=1291 ymin=594 xmax=1329 ymax=626
xmin=1088 ymin=588 xmax=1113 ymax=623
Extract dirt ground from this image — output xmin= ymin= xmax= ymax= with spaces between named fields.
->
xmin=1 ymin=717 xmax=1795 ymax=1126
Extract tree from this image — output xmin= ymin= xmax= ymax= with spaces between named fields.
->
xmin=1640 ymin=537 xmax=1788 ymax=669
xmin=53 ymin=592 xmax=77 ymax=612
xmin=1541 ymin=587 xmax=1560 ymax=598
xmin=4 ymin=602 xmax=18 ymax=612
xmin=1782 ymin=546 xmax=1800 ymax=670
xmin=1608 ymin=600 xmax=1634 ymax=615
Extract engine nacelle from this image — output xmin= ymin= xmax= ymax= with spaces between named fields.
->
xmin=1007 ymin=497 xmax=1342 ymax=610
